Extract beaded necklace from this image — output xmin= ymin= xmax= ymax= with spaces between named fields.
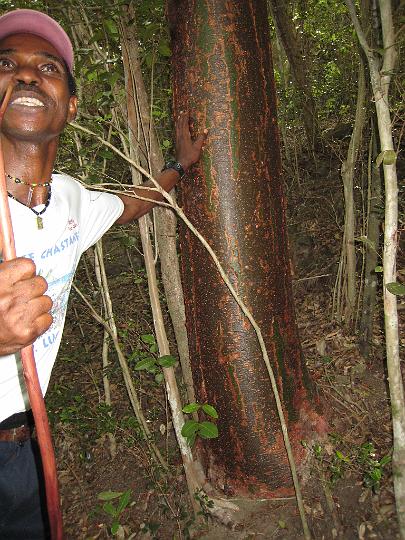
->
xmin=6 ymin=174 xmax=52 ymax=228
xmin=7 ymin=186 xmax=52 ymax=230
xmin=6 ymin=173 xmax=52 ymax=188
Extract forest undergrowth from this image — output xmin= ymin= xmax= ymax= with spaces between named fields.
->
xmin=46 ymin=144 xmax=403 ymax=540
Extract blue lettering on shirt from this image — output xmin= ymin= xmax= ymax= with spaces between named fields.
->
xmin=42 ymin=331 xmax=60 ymax=349
xmin=41 ymin=232 xmax=79 ymax=259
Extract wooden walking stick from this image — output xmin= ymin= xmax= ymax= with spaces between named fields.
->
xmin=0 ymin=83 xmax=64 ymax=540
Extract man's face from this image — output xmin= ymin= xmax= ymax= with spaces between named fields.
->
xmin=0 ymin=33 xmax=77 ymax=143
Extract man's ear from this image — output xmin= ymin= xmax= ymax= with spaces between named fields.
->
xmin=67 ymin=96 xmax=78 ymax=122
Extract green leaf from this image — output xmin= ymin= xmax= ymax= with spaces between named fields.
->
xmin=380 ymin=454 xmax=391 ymax=467
xmin=155 ymin=372 xmax=164 ymax=384
xmin=187 ymin=433 xmax=197 ymax=447
xmin=386 ymin=282 xmax=405 ymax=296
xmin=355 ymin=235 xmax=375 ymax=250
xmin=103 ymin=501 xmax=116 ymax=517
xmin=335 ymin=450 xmax=350 ymax=463
xmin=383 ymin=150 xmax=397 ymax=165
xmin=376 ymin=152 xmax=384 ymax=167
xmin=158 ymin=40 xmax=171 ymax=57
xmin=108 ymin=72 xmax=120 ymax=88
xmin=376 ymin=149 xmax=397 ymax=167
xmin=99 ymin=149 xmax=114 ymax=160
xmin=202 ymin=404 xmax=219 ymax=419
xmin=134 ymin=358 xmax=156 ymax=371
xmin=181 ymin=420 xmax=200 ymax=438
xmin=374 ymin=266 xmax=383 ymax=273
xmin=98 ymin=490 xmax=123 ymax=501
xmin=198 ymin=421 xmax=219 ymax=439
xmin=141 ymin=334 xmax=155 ymax=345
xmin=117 ymin=490 xmax=132 ymax=514
xmin=158 ymin=355 xmax=177 ymax=368
xmin=111 ymin=521 xmax=119 ymax=535
xmin=182 ymin=403 xmax=201 ymax=414
xmin=105 ymin=19 xmax=118 ymax=36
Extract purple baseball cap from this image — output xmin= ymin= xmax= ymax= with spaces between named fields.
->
xmin=0 ymin=9 xmax=73 ymax=72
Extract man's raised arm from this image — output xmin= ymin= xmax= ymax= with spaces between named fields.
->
xmin=116 ymin=112 xmax=207 ymax=224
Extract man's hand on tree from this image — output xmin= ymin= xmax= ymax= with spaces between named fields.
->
xmin=0 ymin=258 xmax=53 ymax=355
xmin=175 ymin=111 xmax=208 ymax=171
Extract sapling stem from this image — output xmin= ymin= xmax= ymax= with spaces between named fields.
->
xmin=0 ymin=83 xmax=64 ymax=540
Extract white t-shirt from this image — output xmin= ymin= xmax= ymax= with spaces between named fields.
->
xmin=0 ymin=173 xmax=124 ymax=423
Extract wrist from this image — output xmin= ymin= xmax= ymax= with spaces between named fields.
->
xmin=162 ymin=160 xmax=186 ymax=178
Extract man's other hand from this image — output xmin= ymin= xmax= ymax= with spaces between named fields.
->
xmin=175 ymin=111 xmax=208 ymax=171
xmin=0 ymin=258 xmax=53 ymax=355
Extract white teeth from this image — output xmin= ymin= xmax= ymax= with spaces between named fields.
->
xmin=13 ymin=97 xmax=44 ymax=107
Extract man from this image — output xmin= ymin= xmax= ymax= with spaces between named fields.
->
xmin=0 ymin=8 xmax=206 ymax=539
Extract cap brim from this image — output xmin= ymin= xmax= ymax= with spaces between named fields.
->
xmin=0 ymin=9 xmax=73 ymax=72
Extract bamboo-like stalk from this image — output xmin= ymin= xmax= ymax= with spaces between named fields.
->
xmin=345 ymin=1 xmax=404 ymax=536
xmin=119 ymin=12 xmax=197 ymax=407
xmin=333 ymin=57 xmax=367 ymax=326
xmin=0 ymin=85 xmax=63 ymax=539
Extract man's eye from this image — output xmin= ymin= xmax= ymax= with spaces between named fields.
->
xmin=41 ymin=63 xmax=59 ymax=73
xmin=0 ymin=58 xmax=14 ymax=70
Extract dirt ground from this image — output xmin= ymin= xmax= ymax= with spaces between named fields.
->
xmin=48 ymin=154 xmax=403 ymax=539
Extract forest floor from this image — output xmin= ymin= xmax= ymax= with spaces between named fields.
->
xmin=48 ymin=150 xmax=404 ymax=539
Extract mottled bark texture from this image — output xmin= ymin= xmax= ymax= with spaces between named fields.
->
xmin=167 ymin=0 xmax=323 ymax=497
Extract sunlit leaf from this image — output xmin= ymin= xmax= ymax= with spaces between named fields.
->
xmin=182 ymin=403 xmax=201 ymax=414
xmin=141 ymin=334 xmax=155 ymax=345
xmin=105 ymin=19 xmax=118 ymax=36
xmin=376 ymin=149 xmax=397 ymax=167
xmin=181 ymin=420 xmax=199 ymax=438
xmin=117 ymin=490 xmax=132 ymax=514
xmin=103 ymin=502 xmax=116 ymax=516
xmin=134 ymin=358 xmax=156 ymax=371
xmin=98 ymin=491 xmax=123 ymax=501
xmin=386 ymin=282 xmax=405 ymax=296
xmin=202 ymin=404 xmax=219 ymax=418
xmin=158 ymin=355 xmax=177 ymax=368
xmin=198 ymin=421 xmax=219 ymax=439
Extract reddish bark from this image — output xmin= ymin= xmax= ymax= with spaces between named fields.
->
xmin=167 ymin=0 xmax=325 ymax=496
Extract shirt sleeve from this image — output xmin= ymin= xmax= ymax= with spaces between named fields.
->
xmin=78 ymin=188 xmax=124 ymax=254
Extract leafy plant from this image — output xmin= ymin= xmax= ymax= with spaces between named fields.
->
xmin=357 ymin=442 xmax=391 ymax=492
xmin=181 ymin=403 xmax=219 ymax=447
xmin=130 ymin=333 xmax=177 ymax=384
xmin=308 ymin=439 xmax=391 ymax=490
xmin=97 ymin=489 xmax=132 ymax=536
xmin=194 ymin=489 xmax=215 ymax=519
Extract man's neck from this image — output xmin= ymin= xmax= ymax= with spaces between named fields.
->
xmin=1 ymin=135 xmax=57 ymax=207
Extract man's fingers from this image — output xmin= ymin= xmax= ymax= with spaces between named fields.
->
xmin=194 ymin=130 xmax=208 ymax=150
xmin=2 ymin=258 xmax=37 ymax=284
xmin=13 ymin=275 xmax=49 ymax=303
xmin=28 ymin=294 xmax=53 ymax=319
xmin=33 ymin=312 xmax=53 ymax=339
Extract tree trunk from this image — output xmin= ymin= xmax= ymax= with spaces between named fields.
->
xmin=167 ymin=0 xmax=325 ymax=497
xmin=359 ymin=121 xmax=382 ymax=357
xmin=268 ymin=0 xmax=320 ymax=151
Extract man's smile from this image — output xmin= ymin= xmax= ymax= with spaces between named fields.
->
xmin=9 ymin=89 xmax=49 ymax=109
xmin=11 ymin=96 xmax=45 ymax=107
